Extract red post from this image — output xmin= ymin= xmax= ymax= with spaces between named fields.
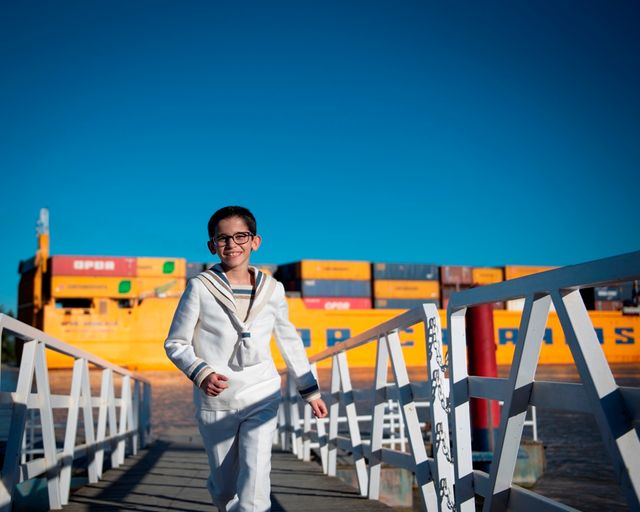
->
xmin=466 ymin=303 xmax=500 ymax=465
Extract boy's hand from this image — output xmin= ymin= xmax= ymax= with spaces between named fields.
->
xmin=309 ymin=398 xmax=328 ymax=418
xmin=200 ymin=372 xmax=229 ymax=396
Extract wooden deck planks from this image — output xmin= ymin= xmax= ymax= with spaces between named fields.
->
xmin=64 ymin=439 xmax=393 ymax=511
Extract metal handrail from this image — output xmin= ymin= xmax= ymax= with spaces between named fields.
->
xmin=278 ymin=303 xmax=454 ymax=511
xmin=0 ymin=314 xmax=152 ymax=511
xmin=448 ymin=250 xmax=640 ymax=512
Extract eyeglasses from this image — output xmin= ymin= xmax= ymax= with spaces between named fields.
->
xmin=212 ymin=232 xmax=254 ymax=246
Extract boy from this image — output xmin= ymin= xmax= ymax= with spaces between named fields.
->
xmin=165 ymin=206 xmax=327 ymax=511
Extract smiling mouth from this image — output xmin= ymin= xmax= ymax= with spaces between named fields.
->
xmin=224 ymin=251 xmax=242 ymax=257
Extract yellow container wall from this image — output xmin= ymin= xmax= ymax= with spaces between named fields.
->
xmin=42 ymin=297 xmax=640 ymax=370
xmin=472 ymin=267 xmax=504 ymax=285
xmin=373 ymin=280 xmax=439 ymax=299
xmin=504 ymin=265 xmax=556 ymax=280
xmin=136 ymin=257 xmax=187 ymax=277
xmin=300 ymin=260 xmax=371 ymax=280
xmin=43 ymin=300 xmax=136 ymax=368
xmin=51 ymin=276 xmax=136 ymax=298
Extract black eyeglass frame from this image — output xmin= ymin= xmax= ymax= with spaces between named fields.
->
xmin=211 ymin=232 xmax=255 ymax=247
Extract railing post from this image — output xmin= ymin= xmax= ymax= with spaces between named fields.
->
xmin=554 ymin=289 xmax=640 ymax=509
xmin=310 ymin=363 xmax=329 ymax=474
xmin=483 ymin=294 xmax=551 ymax=511
xmin=368 ymin=335 xmax=389 ymax=500
xmin=448 ymin=306 xmax=476 ymax=512
xmin=327 ymin=355 xmax=340 ymax=477
xmin=60 ymin=357 xmax=85 ymax=505
xmin=118 ymin=375 xmax=132 ymax=465
xmin=0 ymin=339 xmax=37 ymax=512
xmin=386 ymin=329 xmax=437 ymax=511
xmin=424 ymin=303 xmax=455 ymax=512
xmin=33 ymin=342 xmax=63 ymax=509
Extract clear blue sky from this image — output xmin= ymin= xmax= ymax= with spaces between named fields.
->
xmin=1 ymin=1 xmax=638 ymax=310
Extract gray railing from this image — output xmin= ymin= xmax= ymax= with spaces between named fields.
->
xmin=278 ymin=250 xmax=640 ymax=512
xmin=0 ymin=314 xmax=152 ymax=511
xmin=448 ymin=250 xmax=640 ymax=512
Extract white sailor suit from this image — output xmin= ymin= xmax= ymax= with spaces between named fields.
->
xmin=164 ymin=265 xmax=320 ymax=511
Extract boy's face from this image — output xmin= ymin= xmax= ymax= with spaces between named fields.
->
xmin=207 ymin=216 xmax=261 ymax=272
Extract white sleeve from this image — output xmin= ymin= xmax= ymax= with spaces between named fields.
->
xmin=272 ymin=282 xmax=321 ymax=402
xmin=164 ymin=278 xmax=214 ymax=387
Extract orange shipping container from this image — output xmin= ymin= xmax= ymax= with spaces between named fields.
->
xmin=472 ymin=267 xmax=504 ymax=285
xmin=504 ymin=265 xmax=556 ymax=280
xmin=136 ymin=257 xmax=186 ymax=277
xmin=374 ymin=280 xmax=439 ymax=299
xmin=300 ymin=260 xmax=371 ymax=280
xmin=51 ymin=276 xmax=136 ymax=298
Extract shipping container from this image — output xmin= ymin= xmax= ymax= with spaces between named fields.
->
xmin=595 ymin=301 xmax=624 ymax=311
xmin=440 ymin=266 xmax=473 ymax=286
xmin=276 ymin=260 xmax=371 ymax=281
xmin=374 ymin=298 xmax=440 ymax=309
xmin=299 ymin=279 xmax=371 ymax=298
xmin=136 ymin=257 xmax=186 ymax=277
xmin=374 ymin=279 xmax=439 ymax=299
xmin=504 ymin=265 xmax=556 ymax=281
xmin=51 ymin=276 xmax=136 ymax=298
xmin=472 ymin=267 xmax=504 ymax=285
xmin=302 ymin=297 xmax=372 ymax=310
xmin=50 ymin=255 xmax=137 ymax=277
xmin=372 ymin=263 xmax=439 ymax=281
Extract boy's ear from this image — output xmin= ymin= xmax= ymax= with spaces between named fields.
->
xmin=251 ymin=234 xmax=262 ymax=251
xmin=207 ymin=240 xmax=216 ymax=255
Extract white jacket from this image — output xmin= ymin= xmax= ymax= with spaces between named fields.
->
xmin=164 ymin=266 xmax=320 ymax=411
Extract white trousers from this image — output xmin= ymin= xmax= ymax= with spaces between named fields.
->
xmin=197 ymin=394 xmax=280 ymax=512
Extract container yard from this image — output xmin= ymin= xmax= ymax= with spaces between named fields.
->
xmin=14 ymin=229 xmax=640 ymax=370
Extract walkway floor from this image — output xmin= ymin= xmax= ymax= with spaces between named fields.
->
xmin=65 ymin=437 xmax=393 ymax=511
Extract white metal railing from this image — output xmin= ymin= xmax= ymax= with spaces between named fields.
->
xmin=0 ymin=314 xmax=152 ymax=511
xmin=278 ymin=303 xmax=454 ymax=511
xmin=448 ymin=250 xmax=640 ymax=512
xmin=277 ymin=251 xmax=640 ymax=512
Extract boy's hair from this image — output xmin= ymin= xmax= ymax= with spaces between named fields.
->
xmin=207 ymin=206 xmax=257 ymax=239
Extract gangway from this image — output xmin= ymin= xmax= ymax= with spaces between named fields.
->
xmin=279 ymin=250 xmax=640 ymax=512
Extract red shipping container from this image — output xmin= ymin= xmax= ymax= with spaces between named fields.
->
xmin=51 ymin=255 xmax=137 ymax=277
xmin=440 ymin=266 xmax=473 ymax=286
xmin=302 ymin=297 xmax=372 ymax=310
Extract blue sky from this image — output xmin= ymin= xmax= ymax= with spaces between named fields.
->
xmin=1 ymin=1 xmax=639 ymax=310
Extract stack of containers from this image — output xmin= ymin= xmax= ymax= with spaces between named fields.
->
xmin=504 ymin=265 xmax=556 ymax=311
xmin=275 ymin=260 xmax=371 ymax=309
xmin=135 ymin=257 xmax=187 ymax=299
xmin=471 ymin=267 xmax=505 ymax=309
xmin=50 ymin=255 xmax=138 ymax=302
xmin=372 ymin=263 xmax=440 ymax=309
xmin=440 ymin=265 xmax=473 ymax=310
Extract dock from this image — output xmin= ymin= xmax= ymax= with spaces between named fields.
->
xmin=63 ymin=435 xmax=393 ymax=511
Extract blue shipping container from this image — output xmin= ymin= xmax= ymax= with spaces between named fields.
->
xmin=372 ymin=263 xmax=439 ymax=281
xmin=301 ymin=279 xmax=371 ymax=298
xmin=374 ymin=298 xmax=440 ymax=309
